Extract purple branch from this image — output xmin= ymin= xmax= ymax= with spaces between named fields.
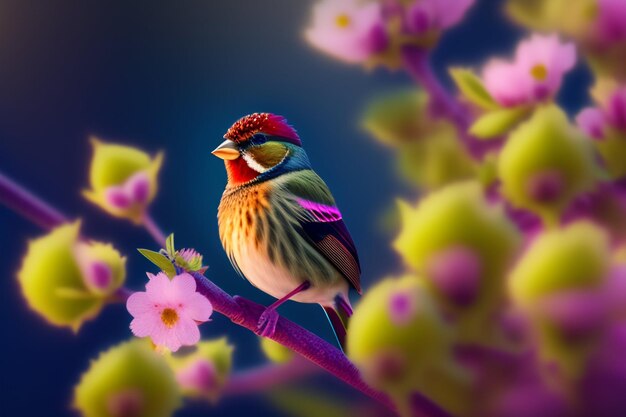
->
xmin=400 ymin=46 xmax=494 ymax=159
xmin=223 ymin=356 xmax=317 ymax=396
xmin=0 ymin=171 xmax=68 ymax=229
xmin=0 ymin=169 xmax=457 ymax=417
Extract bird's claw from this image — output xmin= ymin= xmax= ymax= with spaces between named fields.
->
xmin=257 ymin=308 xmax=279 ymax=337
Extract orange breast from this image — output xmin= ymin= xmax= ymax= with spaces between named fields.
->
xmin=217 ymin=182 xmax=272 ymax=257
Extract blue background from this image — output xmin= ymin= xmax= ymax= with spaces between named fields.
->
xmin=0 ymin=1 xmax=589 ymax=416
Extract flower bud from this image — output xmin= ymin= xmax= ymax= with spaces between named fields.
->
xmin=347 ymin=275 xmax=469 ymax=414
xmin=498 ymin=105 xmax=596 ymax=225
xmin=508 ymin=221 xmax=610 ymax=378
xmin=260 ymin=337 xmax=294 ymax=364
xmin=394 ymin=182 xmax=520 ymax=341
xmin=83 ymin=138 xmax=163 ymax=224
xmin=509 ymin=221 xmax=609 ymax=306
xmin=362 ymin=90 xmax=476 ymax=190
xmin=166 ymin=338 xmax=233 ymax=403
xmin=17 ymin=222 xmax=126 ymax=331
xmin=74 ymin=340 xmax=181 ymax=417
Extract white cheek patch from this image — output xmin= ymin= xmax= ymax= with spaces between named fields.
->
xmin=242 ymin=152 xmax=269 ymax=173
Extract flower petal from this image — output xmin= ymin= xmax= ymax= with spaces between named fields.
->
xmin=145 ymin=272 xmax=172 ymax=299
xmin=152 ymin=323 xmax=182 ymax=352
xmin=130 ymin=314 xmax=159 ymax=338
xmin=171 ymin=273 xmax=197 ymax=298
xmin=174 ymin=317 xmax=201 ymax=346
xmin=126 ymin=292 xmax=156 ymax=317
xmin=184 ymin=293 xmax=213 ymax=322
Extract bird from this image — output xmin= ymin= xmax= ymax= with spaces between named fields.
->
xmin=212 ymin=113 xmax=361 ymax=349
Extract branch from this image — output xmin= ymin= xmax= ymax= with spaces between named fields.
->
xmin=0 ymin=172 xmax=68 ymax=229
xmin=223 ymin=356 xmax=317 ymax=397
xmin=0 ymin=169 xmax=457 ymax=417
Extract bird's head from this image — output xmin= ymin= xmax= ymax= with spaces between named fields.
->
xmin=212 ymin=113 xmax=309 ymax=186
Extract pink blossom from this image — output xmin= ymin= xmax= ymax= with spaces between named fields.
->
xmin=588 ymin=0 xmax=626 ymax=47
xmin=482 ymin=35 xmax=576 ymax=107
xmin=576 ymin=107 xmax=606 ymax=139
xmin=127 ymin=272 xmax=213 ymax=352
xmin=405 ymin=0 xmax=475 ymax=34
xmin=305 ymin=0 xmax=388 ymax=64
xmin=576 ymin=85 xmax=626 ymax=139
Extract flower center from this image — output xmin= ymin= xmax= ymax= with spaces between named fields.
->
xmin=161 ymin=308 xmax=179 ymax=328
xmin=335 ymin=14 xmax=351 ymax=28
xmin=531 ymin=64 xmax=548 ymax=81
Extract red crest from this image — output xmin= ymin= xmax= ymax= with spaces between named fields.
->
xmin=224 ymin=113 xmax=301 ymax=146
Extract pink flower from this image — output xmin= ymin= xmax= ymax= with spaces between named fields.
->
xmin=588 ymin=0 xmax=626 ymax=48
xmin=576 ymin=85 xmax=626 ymax=139
xmin=482 ymin=34 xmax=576 ymax=107
xmin=306 ymin=0 xmax=388 ymax=64
xmin=405 ymin=0 xmax=475 ymax=34
xmin=127 ymin=272 xmax=213 ymax=352
xmin=576 ymin=107 xmax=606 ymax=139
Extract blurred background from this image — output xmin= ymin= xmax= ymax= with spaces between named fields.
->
xmin=0 ymin=0 xmax=591 ymax=416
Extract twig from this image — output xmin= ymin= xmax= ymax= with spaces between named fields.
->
xmin=0 ymin=171 xmax=68 ymax=229
xmin=223 ymin=356 xmax=318 ymax=396
xmin=142 ymin=213 xmax=167 ymax=247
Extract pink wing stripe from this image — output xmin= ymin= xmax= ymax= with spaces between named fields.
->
xmin=296 ymin=198 xmax=343 ymax=223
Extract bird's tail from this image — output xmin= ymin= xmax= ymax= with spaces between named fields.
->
xmin=321 ymin=294 xmax=353 ymax=352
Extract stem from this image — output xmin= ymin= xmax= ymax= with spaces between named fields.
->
xmin=223 ymin=356 xmax=317 ymax=396
xmin=0 ymin=170 xmax=455 ymax=417
xmin=0 ymin=171 xmax=68 ymax=229
xmin=400 ymin=46 xmax=492 ymax=159
xmin=142 ymin=213 xmax=167 ymax=247
xmin=113 ymin=287 xmax=134 ymax=303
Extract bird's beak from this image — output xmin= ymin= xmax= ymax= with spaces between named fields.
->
xmin=212 ymin=139 xmax=240 ymax=160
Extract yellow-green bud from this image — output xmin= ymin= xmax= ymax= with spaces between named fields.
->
xmin=508 ymin=221 xmax=610 ymax=379
xmin=74 ymin=340 xmax=181 ymax=417
xmin=397 ymin=125 xmax=476 ymax=190
xmin=362 ymin=90 xmax=432 ymax=146
xmin=394 ymin=181 xmax=519 ymax=316
xmin=165 ymin=338 xmax=234 ymax=403
xmin=347 ymin=275 xmax=469 ymax=414
xmin=260 ymin=337 xmax=294 ymax=364
xmin=362 ymin=90 xmax=475 ymax=190
xmin=83 ymin=138 xmax=163 ymax=224
xmin=509 ymin=221 xmax=609 ymax=307
xmin=17 ymin=222 xmax=126 ymax=331
xmin=498 ymin=105 xmax=596 ymax=225
xmin=506 ymin=0 xmax=597 ymax=37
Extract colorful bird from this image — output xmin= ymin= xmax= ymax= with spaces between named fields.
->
xmin=212 ymin=113 xmax=361 ymax=349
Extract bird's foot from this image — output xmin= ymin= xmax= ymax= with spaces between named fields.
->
xmin=257 ymin=308 xmax=279 ymax=337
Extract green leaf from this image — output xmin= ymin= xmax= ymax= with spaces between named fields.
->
xmin=137 ymin=249 xmax=176 ymax=278
xmin=165 ymin=234 xmax=175 ymax=257
xmin=470 ymin=106 xmax=531 ymax=139
xmin=449 ymin=68 xmax=499 ymax=110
